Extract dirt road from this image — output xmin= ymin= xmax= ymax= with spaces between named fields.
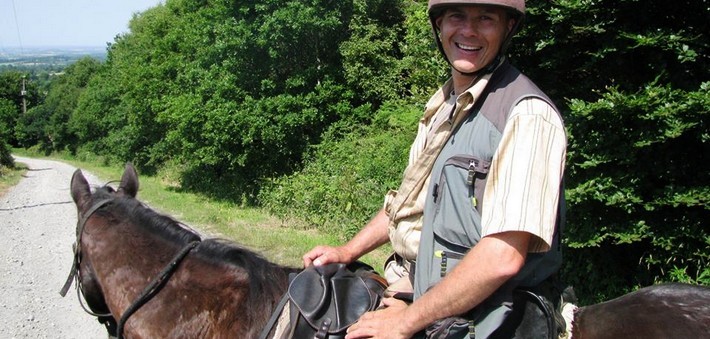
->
xmin=0 ymin=156 xmax=105 ymax=338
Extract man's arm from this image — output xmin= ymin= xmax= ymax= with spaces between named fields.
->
xmin=345 ymin=230 xmax=531 ymax=339
xmin=303 ymin=208 xmax=391 ymax=267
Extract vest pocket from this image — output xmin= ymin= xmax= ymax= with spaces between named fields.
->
xmin=430 ymin=154 xmax=491 ymax=275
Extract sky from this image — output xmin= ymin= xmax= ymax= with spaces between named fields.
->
xmin=0 ymin=0 xmax=164 ymax=49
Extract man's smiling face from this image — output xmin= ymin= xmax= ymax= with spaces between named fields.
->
xmin=436 ymin=5 xmax=513 ymax=76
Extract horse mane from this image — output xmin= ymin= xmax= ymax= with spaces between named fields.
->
xmin=92 ymin=185 xmax=201 ymax=245
xmin=91 ymin=184 xmax=299 ymax=278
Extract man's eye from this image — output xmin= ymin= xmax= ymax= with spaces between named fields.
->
xmin=448 ymin=13 xmax=465 ymax=20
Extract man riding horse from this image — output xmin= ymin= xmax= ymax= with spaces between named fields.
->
xmin=304 ymin=0 xmax=567 ymax=337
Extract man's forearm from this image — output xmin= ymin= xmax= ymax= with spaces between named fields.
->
xmin=341 ymin=208 xmax=391 ymax=262
xmin=401 ymin=232 xmax=530 ymax=334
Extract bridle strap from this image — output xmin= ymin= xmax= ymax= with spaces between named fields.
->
xmin=59 ymin=198 xmax=113 ymax=297
xmin=76 ymin=280 xmax=113 ymax=317
xmin=116 ymin=240 xmax=201 ymax=339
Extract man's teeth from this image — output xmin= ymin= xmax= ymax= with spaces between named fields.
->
xmin=456 ymin=43 xmax=481 ymax=51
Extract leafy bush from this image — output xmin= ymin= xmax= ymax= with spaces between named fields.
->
xmin=260 ymin=100 xmax=420 ymax=239
xmin=0 ymin=99 xmax=15 ymax=167
xmin=563 ymin=81 xmax=709 ymax=303
xmin=0 ymin=142 xmax=12 ymax=169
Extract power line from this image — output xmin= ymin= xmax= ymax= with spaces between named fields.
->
xmin=10 ymin=0 xmax=24 ymax=54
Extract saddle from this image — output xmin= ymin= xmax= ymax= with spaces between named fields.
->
xmin=261 ymin=262 xmax=387 ymax=339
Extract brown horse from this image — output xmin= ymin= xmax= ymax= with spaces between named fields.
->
xmin=64 ymin=164 xmax=709 ymax=338
xmin=568 ymin=282 xmax=710 ymax=338
xmin=64 ymin=163 xmax=299 ymax=338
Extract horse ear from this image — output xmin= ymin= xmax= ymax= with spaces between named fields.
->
xmin=70 ymin=169 xmax=91 ymax=207
xmin=119 ymin=162 xmax=139 ymax=198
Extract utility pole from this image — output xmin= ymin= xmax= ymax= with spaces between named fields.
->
xmin=21 ymin=76 xmax=27 ymax=114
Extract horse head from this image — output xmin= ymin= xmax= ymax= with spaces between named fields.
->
xmin=66 ymin=163 xmax=140 ymax=336
xmin=64 ymin=163 xmax=305 ymax=338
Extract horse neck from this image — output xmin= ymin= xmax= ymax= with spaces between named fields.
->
xmin=83 ymin=203 xmax=193 ymax=277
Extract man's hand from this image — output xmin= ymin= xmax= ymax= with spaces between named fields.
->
xmin=302 ymin=245 xmax=354 ymax=267
xmin=345 ymin=298 xmax=415 ymax=339
xmin=302 ymin=208 xmax=390 ymax=268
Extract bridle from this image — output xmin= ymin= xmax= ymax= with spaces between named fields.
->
xmin=60 ymin=198 xmax=113 ymax=299
xmin=59 ymin=197 xmax=201 ymax=339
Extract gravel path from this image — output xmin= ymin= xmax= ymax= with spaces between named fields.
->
xmin=0 ymin=156 xmax=106 ymax=338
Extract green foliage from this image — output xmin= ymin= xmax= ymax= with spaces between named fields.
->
xmin=14 ymin=105 xmax=51 ymax=151
xmin=63 ymin=0 xmax=409 ymax=194
xmin=564 ymin=81 xmax=709 ymax=302
xmin=397 ymin=0 xmax=449 ymax=100
xmin=500 ymin=0 xmax=710 ymax=303
xmin=340 ymin=0 xmax=405 ymax=104
xmin=0 ymin=98 xmax=15 ymax=138
xmin=0 ymin=99 xmax=15 ymax=167
xmin=514 ymin=0 xmax=708 ymax=103
xmin=19 ymin=57 xmax=103 ymax=152
xmin=0 ymin=70 xmax=41 ymax=147
xmin=259 ymin=100 xmax=420 ymax=238
xmin=69 ymin=68 xmax=122 ymax=158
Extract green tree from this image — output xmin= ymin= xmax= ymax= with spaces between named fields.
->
xmin=260 ymin=100 xmax=420 ymax=237
xmin=0 ymin=71 xmax=41 ymax=147
xmin=24 ymin=57 xmax=103 ymax=152
xmin=76 ymin=0 xmax=409 ymax=199
xmin=70 ymin=69 xmax=122 ymax=157
xmin=15 ymin=104 xmax=52 ymax=150
xmin=513 ymin=0 xmax=708 ymax=103
xmin=0 ymin=98 xmax=15 ymax=167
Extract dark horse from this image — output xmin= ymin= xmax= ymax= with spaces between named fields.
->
xmin=64 ymin=164 xmax=709 ymax=338
xmin=64 ymin=163 xmax=299 ymax=338
xmin=568 ymin=283 xmax=710 ymax=338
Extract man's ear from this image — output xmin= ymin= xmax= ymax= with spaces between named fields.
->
xmin=436 ymin=15 xmax=445 ymax=31
xmin=508 ymin=18 xmax=516 ymax=34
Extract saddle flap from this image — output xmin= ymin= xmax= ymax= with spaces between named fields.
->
xmin=288 ymin=263 xmax=380 ymax=333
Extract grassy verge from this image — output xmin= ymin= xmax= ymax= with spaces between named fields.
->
xmin=9 ymin=150 xmax=390 ymax=270
xmin=0 ymin=162 xmax=28 ymax=196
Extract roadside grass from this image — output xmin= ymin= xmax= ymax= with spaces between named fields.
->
xmin=0 ymin=162 xmax=28 ymax=196
xmin=9 ymin=150 xmax=390 ymax=270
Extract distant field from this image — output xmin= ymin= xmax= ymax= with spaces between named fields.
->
xmin=0 ymin=46 xmax=106 ymax=69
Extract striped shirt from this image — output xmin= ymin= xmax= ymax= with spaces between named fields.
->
xmin=482 ymin=97 xmax=566 ymax=252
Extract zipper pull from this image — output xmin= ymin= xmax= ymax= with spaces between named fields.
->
xmin=432 ymin=183 xmax=439 ymax=203
xmin=466 ymin=160 xmax=476 ymax=186
xmin=435 ymin=250 xmax=448 ymax=277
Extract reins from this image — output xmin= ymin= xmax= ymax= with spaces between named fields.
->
xmin=75 ymin=277 xmax=112 ymax=317
xmin=116 ymin=240 xmax=201 ymax=339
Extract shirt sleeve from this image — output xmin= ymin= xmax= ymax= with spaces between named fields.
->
xmin=480 ymin=97 xmax=567 ymax=252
